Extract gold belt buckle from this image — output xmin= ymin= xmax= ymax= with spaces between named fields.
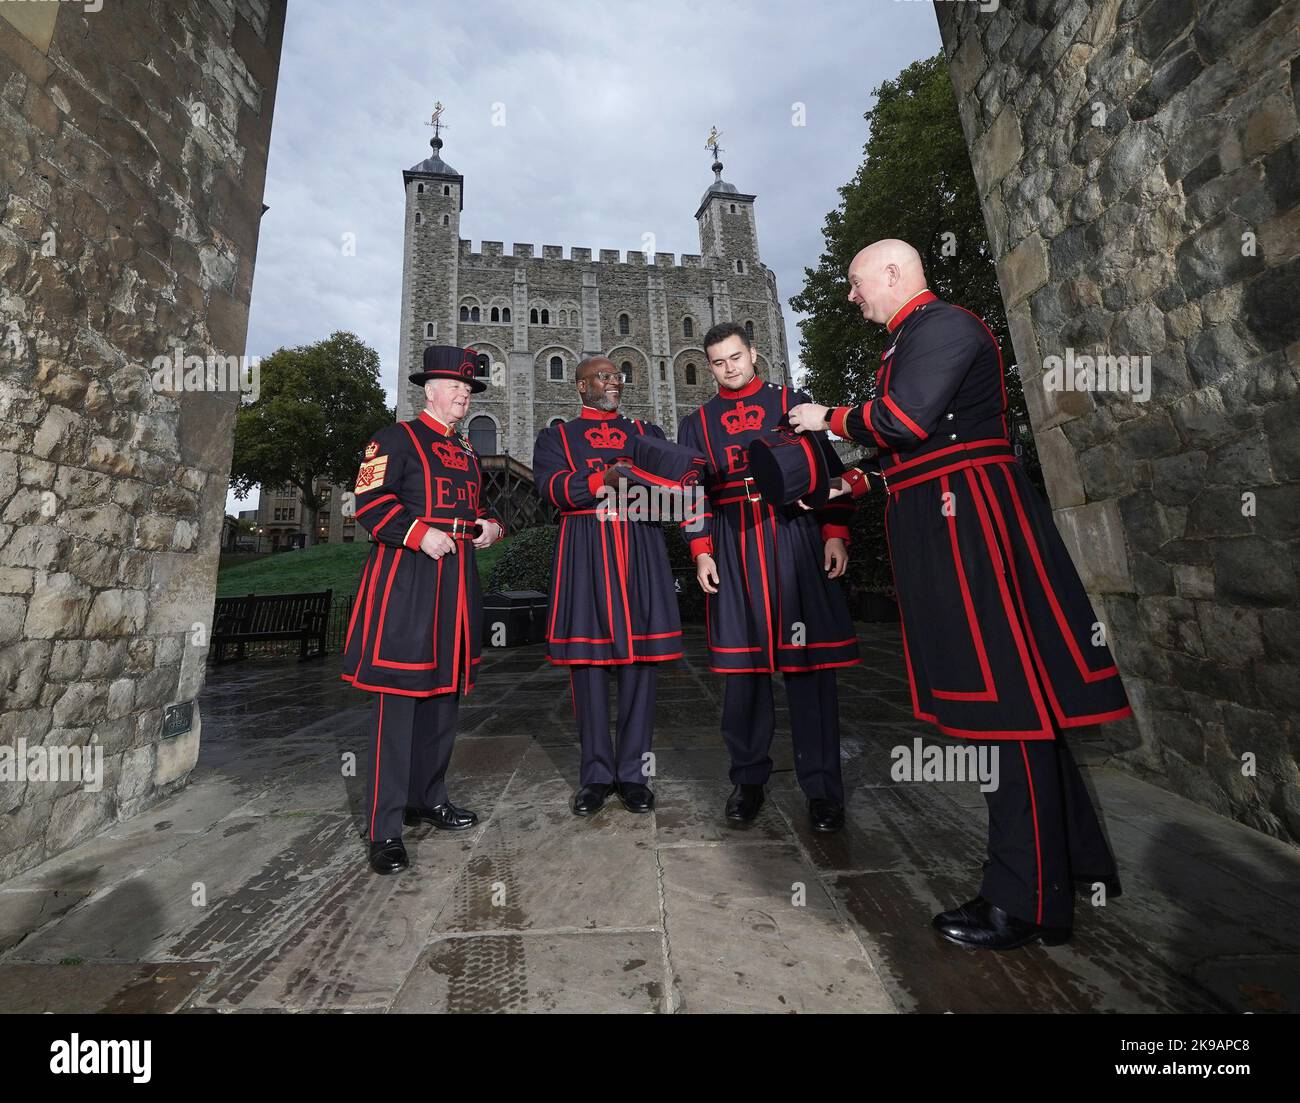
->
xmin=743 ymin=476 xmax=761 ymax=503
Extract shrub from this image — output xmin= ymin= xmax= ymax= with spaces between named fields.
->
xmin=486 ymin=524 xmax=558 ymax=593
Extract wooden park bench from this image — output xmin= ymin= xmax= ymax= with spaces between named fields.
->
xmin=210 ymin=590 xmax=332 ymax=664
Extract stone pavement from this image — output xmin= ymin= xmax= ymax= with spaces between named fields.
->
xmin=0 ymin=627 xmax=1296 ymax=1014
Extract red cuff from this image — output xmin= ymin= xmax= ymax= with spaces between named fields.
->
xmin=829 ymin=406 xmax=851 ymax=439
xmin=587 ymin=471 xmax=605 ymax=498
xmin=842 ymin=468 xmax=869 ymax=499
xmin=404 ymin=520 xmax=429 ymax=550
xmin=821 ymin=524 xmax=851 ymax=545
xmin=689 ymin=537 xmax=714 ymax=559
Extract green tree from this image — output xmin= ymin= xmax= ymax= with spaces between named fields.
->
xmin=790 ymin=53 xmax=1040 ymax=489
xmin=230 ymin=331 xmax=392 ymax=547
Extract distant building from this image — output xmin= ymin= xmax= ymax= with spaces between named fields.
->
xmin=394 ymin=127 xmax=793 ymax=462
xmin=252 ymin=479 xmax=357 ymax=549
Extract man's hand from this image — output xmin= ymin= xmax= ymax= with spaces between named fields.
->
xmin=472 ymin=519 xmax=502 ymax=550
xmin=788 ymin=402 xmax=830 ymax=434
xmin=420 ymin=528 xmax=457 ymax=559
xmin=797 ymin=477 xmax=851 ymax=510
xmin=695 ymin=552 xmax=720 ymax=594
xmin=824 ymin=537 xmax=848 ymax=579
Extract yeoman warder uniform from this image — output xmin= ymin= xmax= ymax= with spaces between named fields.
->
xmin=678 ymin=376 xmax=860 ymax=826
xmin=341 ymin=345 xmax=504 ymax=872
xmin=533 ymin=407 xmax=696 ymax=813
xmin=825 ymin=289 xmax=1130 ymax=946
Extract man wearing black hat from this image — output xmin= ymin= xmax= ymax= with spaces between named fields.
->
xmin=788 ymin=239 xmax=1129 ymax=949
xmin=533 ymin=356 xmax=701 ymax=817
xmin=342 ymin=345 xmax=505 ymax=874
xmin=677 ymin=322 xmax=860 ymax=833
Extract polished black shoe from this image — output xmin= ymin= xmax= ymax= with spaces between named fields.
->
xmin=725 ymin=783 xmax=765 ymax=823
xmin=615 ymin=782 xmax=655 ymax=813
xmin=808 ymin=798 xmax=845 ymax=833
xmin=404 ymin=802 xmax=479 ymax=831
xmin=932 ymin=896 xmax=1071 ymax=950
xmin=572 ymin=783 xmax=612 ymax=816
xmin=368 ymin=837 xmax=408 ymax=875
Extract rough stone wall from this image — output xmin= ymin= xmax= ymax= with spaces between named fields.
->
xmin=937 ymin=0 xmax=1300 ymax=840
xmin=0 ymin=0 xmax=285 ymax=879
xmin=396 ymin=174 xmax=792 ymax=455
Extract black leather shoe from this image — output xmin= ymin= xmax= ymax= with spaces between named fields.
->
xmin=368 ymin=837 xmax=408 ymax=875
xmin=572 ymin=783 xmax=612 ymax=816
xmin=932 ymin=896 xmax=1071 ymax=950
xmin=404 ymin=802 xmax=479 ymax=830
xmin=808 ymin=798 xmax=845 ymax=833
xmin=615 ymin=782 xmax=655 ymax=813
xmin=725 ymin=783 xmax=765 ymax=823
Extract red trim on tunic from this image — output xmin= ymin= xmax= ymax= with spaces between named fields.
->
xmin=356 ymin=493 xmax=397 ymax=517
xmin=1019 ymin=741 xmax=1045 ymax=925
xmin=882 ymin=393 xmax=929 ymax=440
xmin=418 ymin=411 xmax=452 ymax=435
xmin=579 ymin=405 xmax=618 ymax=420
xmin=885 ymin=288 xmax=938 ymax=333
xmin=718 ymin=375 xmax=763 ymax=399
xmin=930 ymin=473 xmax=997 ymax=703
xmin=400 ymin=421 xmax=433 ymax=514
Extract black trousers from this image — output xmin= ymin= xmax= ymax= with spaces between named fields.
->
xmin=569 ymin=663 xmax=657 ymax=785
xmin=979 ymin=736 xmax=1118 ymax=928
xmin=362 ymin=691 xmax=459 ymax=842
xmin=721 ymin=669 xmax=844 ymax=804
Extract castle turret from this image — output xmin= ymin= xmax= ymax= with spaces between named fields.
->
xmin=396 ymin=121 xmax=464 ymax=420
xmin=695 ymin=150 xmax=759 ymax=272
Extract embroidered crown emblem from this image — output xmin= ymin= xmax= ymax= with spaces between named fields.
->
xmin=431 ymin=440 xmax=470 ymax=470
xmin=721 ymin=402 xmax=764 ymax=435
xmin=585 ymin=423 xmax=627 ymax=449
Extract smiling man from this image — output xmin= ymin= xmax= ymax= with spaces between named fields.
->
xmin=677 ymin=323 xmax=860 ymax=833
xmin=532 ymin=356 xmax=687 ymax=817
xmin=788 ymin=239 xmax=1131 ymax=949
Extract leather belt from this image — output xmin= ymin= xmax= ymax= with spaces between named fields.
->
xmin=879 ymin=439 xmax=1016 ymax=494
xmin=710 ymin=475 xmax=763 ymax=506
xmin=420 ymin=515 xmax=481 ymax=538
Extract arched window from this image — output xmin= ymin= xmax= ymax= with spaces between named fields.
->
xmin=470 ymin=306 xmax=480 ymax=322
xmin=549 ymin=355 xmax=564 ymax=381
xmin=540 ymin=309 xmax=550 ymax=325
xmin=474 ymin=356 xmax=490 ymax=379
xmin=659 ymin=364 xmax=665 ymax=382
xmin=530 ymin=308 xmax=539 ymax=324
xmin=443 ymin=185 xmax=450 ymax=196
xmin=459 ymin=306 xmax=470 ymax=322
xmin=414 ymin=211 xmax=422 ymax=225
xmin=425 ymin=322 xmax=436 ymax=338
xmin=729 ymin=203 xmax=737 ymax=213
xmin=417 ymin=183 xmax=424 ymax=194
xmin=442 ymin=214 xmax=449 ymax=226
xmin=490 ymin=307 xmax=500 ymax=322
xmin=745 ymin=319 xmax=754 ymax=340
xmin=621 ymin=361 xmax=633 ymax=385
xmin=618 ymin=313 xmax=630 ymax=336
xmin=467 ymin=415 xmax=497 ymax=455
xmin=736 ymin=259 xmax=745 ymax=274
xmin=502 ymin=307 xmax=511 ymax=323
xmin=685 ymin=363 xmax=697 ymax=385
xmin=683 ymin=317 xmax=693 ymax=338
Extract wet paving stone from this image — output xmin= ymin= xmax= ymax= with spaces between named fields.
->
xmin=0 ymin=627 xmax=1294 ymax=1013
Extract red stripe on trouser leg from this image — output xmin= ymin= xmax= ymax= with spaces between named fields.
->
xmin=1020 ymin=740 xmax=1044 ymax=925
xmin=369 ymin=694 xmax=385 ymax=842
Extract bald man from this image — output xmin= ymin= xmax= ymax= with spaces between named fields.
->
xmin=789 ymin=240 xmax=1131 ymax=950
xmin=532 ymin=357 xmax=685 ymax=816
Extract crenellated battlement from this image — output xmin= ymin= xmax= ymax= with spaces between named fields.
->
xmin=454 ymin=241 xmax=717 ymax=269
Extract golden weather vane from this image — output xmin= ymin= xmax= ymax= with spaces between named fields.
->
xmin=427 ymin=102 xmax=449 ymax=140
xmin=705 ymin=126 xmax=724 ymax=160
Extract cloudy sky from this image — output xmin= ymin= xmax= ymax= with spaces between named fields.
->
xmin=234 ymin=0 xmax=943 ymax=512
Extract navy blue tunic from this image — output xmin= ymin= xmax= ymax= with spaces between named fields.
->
xmin=533 ymin=408 xmax=683 ymax=665
xmin=341 ymin=410 xmax=503 ymax=697
xmin=831 ymin=291 xmax=1132 ymax=740
xmin=677 ymin=378 xmax=860 ymax=674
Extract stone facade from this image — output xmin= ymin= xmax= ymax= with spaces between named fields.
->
xmin=937 ymin=0 xmax=1300 ymax=839
xmin=395 ymin=141 xmax=793 ymax=457
xmin=0 ymin=0 xmax=285 ymax=878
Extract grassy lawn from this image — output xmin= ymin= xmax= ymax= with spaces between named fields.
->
xmin=217 ymin=539 xmax=508 ymax=598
